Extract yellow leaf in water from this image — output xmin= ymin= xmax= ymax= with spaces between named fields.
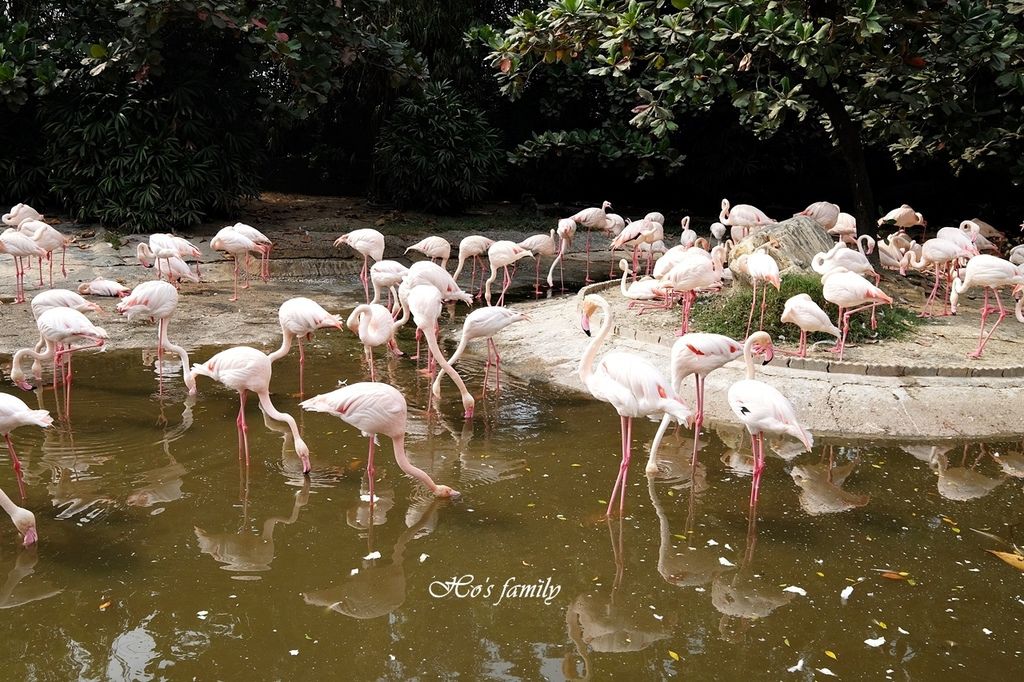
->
xmin=522 ymin=560 xmax=532 ymax=567
xmin=99 ymin=600 xmax=111 ymax=611
xmin=784 ymin=638 xmax=790 ymax=647
xmin=674 ymin=534 xmax=686 ymax=540
xmin=667 ymin=490 xmax=675 ymax=496
xmin=986 ymin=550 xmax=1024 ymax=571
xmin=816 ymin=572 xmax=825 ymax=578
xmin=881 ymin=572 xmax=905 ymax=580
xmin=570 ymin=463 xmax=582 ymax=467
xmin=877 ymin=621 xmax=887 ymax=629
xmin=825 ymin=650 xmax=837 ymax=660
xmin=906 ymin=579 xmax=917 ymax=586
xmin=951 ymin=527 xmax=961 ymax=534
xmin=668 ymin=650 xmax=680 ymax=661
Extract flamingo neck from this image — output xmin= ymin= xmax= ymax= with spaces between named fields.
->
xmin=579 ymin=299 xmax=612 ymax=386
xmin=424 ymin=322 xmax=474 ymax=416
xmin=0 ymin=487 xmax=20 ymax=516
xmin=266 ymin=331 xmax=293 ymax=363
xmin=719 ymin=199 xmax=730 ymax=224
xmin=741 ymin=335 xmax=758 ymax=380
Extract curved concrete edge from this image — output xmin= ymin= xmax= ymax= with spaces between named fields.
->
xmin=495 ymin=282 xmax=1024 ymax=441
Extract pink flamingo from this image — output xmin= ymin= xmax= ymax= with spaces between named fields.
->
xmin=950 ymin=255 xmax=1024 ymax=358
xmin=812 ymin=243 xmax=881 ymax=327
xmin=669 ymin=332 xmax=745 ymax=433
xmin=370 ymin=260 xmax=409 ymax=311
xmin=301 ymin=382 xmax=460 ymax=503
xmin=719 ymin=198 xmax=774 ymax=241
xmin=609 ymin=219 xmax=646 ymax=276
xmin=191 ymin=346 xmax=311 ymax=473
xmin=878 ymin=204 xmax=926 ymax=229
xmin=780 ymin=294 xmax=840 ymax=357
xmin=346 ymin=303 xmax=400 ymax=381
xmin=0 ymin=484 xmax=37 ymax=545
xmin=547 ymin=219 xmax=576 ymax=291
xmin=18 ymin=220 xmax=70 ymax=286
xmin=579 ymin=294 xmax=693 ymax=516
xmin=266 ymin=297 xmax=343 ymax=396
xmin=0 ymin=392 xmax=53 ymax=500
xmin=405 ymin=236 xmax=451 ymax=271
xmin=517 ymin=229 xmax=557 ymax=295
xmin=936 ymin=224 xmax=980 ymax=257
xmin=484 ymin=240 xmax=533 ymax=306
xmin=899 ymin=238 xmax=970 ymax=316
xmin=728 ymin=331 xmax=813 ymax=507
xmin=116 ymin=280 xmax=197 ymax=395
xmin=0 ymin=229 xmax=46 ymax=303
xmin=230 ymin=223 xmax=272 ymax=282
xmin=77 ymin=278 xmax=129 ymax=297
xmin=569 ymin=200 xmax=613 ymax=283
xmin=679 ymin=216 xmax=698 ymax=247
xmin=828 ymin=212 xmax=857 ymax=245
xmin=661 ymin=247 xmax=724 ymax=334
xmin=2 ymin=204 xmax=41 ymax=227
xmin=619 ymin=259 xmax=671 ymax=311
xmin=452 ymin=235 xmax=494 ymax=299
xmin=430 ymin=306 xmax=529 ymax=397
xmin=168 ymin=234 xmax=203 ymax=278
xmin=211 ymin=227 xmax=269 ymax=302
xmin=407 ymin=284 xmax=475 ymax=419
xmin=744 ymin=248 xmax=781 ymax=337
xmin=794 ymin=201 xmax=840 ymax=230
xmin=334 ymin=228 xmax=385 ymax=303
xmin=29 ymin=290 xmax=102 ymax=381
xmin=392 ymin=261 xmax=474 ymax=360
xmin=821 ymin=268 xmax=894 ymax=360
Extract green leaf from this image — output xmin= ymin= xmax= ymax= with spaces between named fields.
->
xmin=88 ymin=44 xmax=107 ymax=59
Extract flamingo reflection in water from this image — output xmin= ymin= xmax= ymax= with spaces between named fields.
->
xmin=0 ymin=547 xmax=62 ymax=609
xmin=126 ymin=397 xmax=195 ymax=509
xmin=789 ymin=446 xmax=869 ymax=516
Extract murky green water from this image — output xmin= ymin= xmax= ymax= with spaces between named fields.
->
xmin=1 ymin=283 xmax=1022 ymax=681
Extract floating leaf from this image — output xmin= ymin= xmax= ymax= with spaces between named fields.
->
xmin=818 ymin=667 xmax=838 ymax=677
xmin=825 ymin=650 xmax=837 ymax=660
xmin=99 ymin=600 xmax=112 ymax=611
xmin=986 ymin=550 xmax=1024 ymax=571
xmin=668 ymin=650 xmax=680 ymax=661
xmin=783 ymin=586 xmax=807 ymax=596
xmin=880 ymin=572 xmax=905 ymax=580
xmin=787 ymin=658 xmax=804 ymax=672
xmin=865 ymin=637 xmax=885 ymax=647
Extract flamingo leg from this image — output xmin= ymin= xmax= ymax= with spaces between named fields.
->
xmin=920 ymin=264 xmax=943 ymax=317
xmin=36 ymin=256 xmax=43 ymax=287
xmin=619 ymin=417 xmax=633 ymax=516
xmin=969 ymin=287 xmax=1006 ymax=358
xmin=828 ymin=307 xmax=845 ymax=355
xmin=366 ymin=436 xmax=376 ymax=507
xmin=230 ymin=256 xmax=240 ymax=302
xmin=749 ymin=432 xmax=766 ymax=508
xmin=497 ymin=265 xmax=511 ymax=307
xmin=606 ymin=415 xmax=629 ymax=518
xmin=237 ymin=389 xmax=250 ymax=466
xmin=745 ymin=281 xmax=758 ymax=339
xmin=533 ymin=257 xmax=542 ymax=296
xmin=492 ymin=338 xmax=502 ymax=392
xmin=5 ymin=434 xmax=27 ymax=499
xmin=298 ymin=337 xmax=306 ymax=397
xmin=361 ymin=255 xmax=370 ymax=303
xmin=759 ymin=285 xmax=769 ymax=331
xmin=584 ymin=228 xmax=593 ymax=284
xmin=366 ymin=346 xmax=376 ymax=382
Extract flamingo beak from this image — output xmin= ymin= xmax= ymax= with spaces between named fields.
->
xmin=581 ymin=313 xmax=591 ymax=337
xmin=761 ymin=345 xmax=775 ymax=365
xmin=22 ymin=528 xmax=37 ymax=546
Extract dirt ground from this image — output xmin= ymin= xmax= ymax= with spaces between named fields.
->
xmin=1 ymin=192 xmax=1022 ymax=439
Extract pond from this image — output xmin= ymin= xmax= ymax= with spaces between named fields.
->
xmin=1 ymin=283 xmax=1022 ymax=680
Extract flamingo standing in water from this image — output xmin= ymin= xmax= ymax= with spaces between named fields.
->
xmin=669 ymin=333 xmax=745 ymax=434
xmin=346 ymin=303 xmax=401 ymax=381
xmin=569 ymin=200 xmax=613 ymax=283
xmin=744 ymin=248 xmax=781 ymax=337
xmin=578 ymin=294 xmax=693 ymax=516
xmin=369 ymin=260 xmax=408 ymax=312
xmin=0 ymin=484 xmax=37 ymax=545
xmin=517 ymin=229 xmax=557 ymax=295
xmin=899 ymin=238 xmax=970 ymax=316
xmin=452 ymin=236 xmax=494 ymax=299
xmin=780 ymin=294 xmax=840 ymax=357
xmin=0 ymin=393 xmax=53 ymax=500
xmin=484 ymin=240 xmax=533 ymax=306
xmin=405 ymin=236 xmax=451 ymax=270
xmin=430 ymin=306 xmax=529 ymax=397
xmin=949 ymin=255 xmax=1024 ymax=358
xmin=301 ymin=382 xmax=460 ymax=502
xmin=334 ymin=228 xmax=385 ymax=303
xmin=547 ymin=219 xmax=577 ymax=292
xmin=230 ymin=223 xmax=273 ymax=282
xmin=78 ymin=278 xmax=129 ymax=297
xmin=117 ymin=280 xmax=197 ymax=395
xmin=18 ymin=220 xmax=70 ymax=286
xmin=266 ymin=297 xmax=343 ymax=396
xmin=727 ymin=332 xmax=812 ymax=507
xmin=191 ymin=346 xmax=311 ymax=473
xmin=1 ymin=229 xmax=46 ymax=303
xmin=211 ymin=226 xmax=270 ymax=302
xmin=821 ymin=268 xmax=893 ymax=360
xmin=407 ymin=284 xmax=475 ymax=419
xmin=719 ymin=198 xmax=774 ymax=241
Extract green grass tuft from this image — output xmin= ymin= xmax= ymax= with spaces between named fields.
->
xmin=690 ymin=272 xmax=920 ymax=344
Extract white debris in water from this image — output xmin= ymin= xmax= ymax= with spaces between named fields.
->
xmin=419 ymin=553 xmax=429 ymax=563
xmin=350 ymin=568 xmax=359 ymax=576
xmin=694 ymin=587 xmax=705 ymax=593
xmin=817 ymin=668 xmax=838 ymax=677
xmin=196 ymin=610 xmax=208 ymax=620
xmin=783 ymin=586 xmax=807 ymax=596
xmin=653 ymin=613 xmax=664 ymax=621
xmin=150 ymin=508 xmax=165 ymax=516
xmin=897 ymin=627 xmax=909 ymax=635
xmin=724 ymin=543 xmax=734 ymax=551
xmin=706 ymin=539 xmax=719 ymax=546
xmin=364 ymin=551 xmax=382 ymax=560
xmin=865 ymin=637 xmax=885 ymax=647
xmin=841 ymin=586 xmax=854 ymax=603
xmin=289 ymin=649 xmax=299 ymax=656
xmin=787 ymin=659 xmax=804 ymax=673
xmin=388 ymin=654 xmax=396 ymax=661
xmin=983 ymin=628 xmax=992 ymax=635
xmin=719 ymin=557 xmax=736 ymax=567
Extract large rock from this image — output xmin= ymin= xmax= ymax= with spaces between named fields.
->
xmin=728 ymin=216 xmax=834 ymax=285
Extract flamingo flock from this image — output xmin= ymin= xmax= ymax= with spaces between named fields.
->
xmin=0 ymin=196 xmax=1022 ymax=547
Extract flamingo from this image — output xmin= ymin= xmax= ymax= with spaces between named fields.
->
xmin=0 ymin=392 xmax=53 ymax=500
xmin=744 ymin=247 xmax=781 ymax=337
xmin=548 ymin=219 xmax=577 ymax=291
xmin=392 ymin=262 xmax=474 ymax=359
xmin=899 ymin=238 xmax=970 ymax=316
xmin=949 ymin=255 xmax=1024 ymax=358
xmin=795 ymin=201 xmax=840 ymax=230
xmin=300 ymin=382 xmax=459 ymax=502
xmin=430 ymin=306 xmax=529 ymax=397
xmin=405 ymin=236 xmax=451 ymax=270
xmin=679 ymin=216 xmax=698 ymax=248
xmin=266 ymin=297 xmax=343 ymax=396
xmin=484 ymin=240 xmax=533 ymax=306
xmin=346 ymin=303 xmax=400 ymax=381
xmin=30 ymin=290 xmax=103 ymax=370
xmin=780 ymin=294 xmax=841 ymax=357
xmin=406 ymin=284 xmax=475 ymax=419
xmin=578 ymin=294 xmax=693 ymax=516
xmin=877 ymin=234 xmax=906 ymax=271
xmin=727 ymin=331 xmax=813 ymax=507
xmin=191 ymin=346 xmax=311 ymax=473
xmin=18 ymin=220 xmax=70 ymax=286
xmin=0 ymin=229 xmax=46 ymax=303
xmin=2 ymin=204 xmax=41 ymax=227
xmin=720 ymin=198 xmax=774 ymax=240
xmin=812 ymin=242 xmax=881 ymax=326
xmin=878 ymin=204 xmax=926 ymax=229
xmin=644 ymin=212 xmax=666 ymax=225
xmin=710 ymin=221 xmax=727 ymax=243
xmin=369 ymin=260 xmax=409 ymax=312
xmin=168 ymin=234 xmax=203 ymax=278
xmin=77 ymin=278 xmax=129 ymax=297
xmin=669 ymin=332 xmax=745 ymax=433
xmin=451 ymin=236 xmax=494 ymax=299
xmin=0 ymin=485 xmax=37 ymax=546
xmin=827 ymin=212 xmax=857 ymax=245
xmin=936 ymin=223 xmax=980 ymax=257
xmin=1009 ymin=244 xmax=1024 ymax=266
xmin=163 ymin=254 xmax=201 ymax=286
xmin=821 ymin=268 xmax=894 ymax=360
xmin=518 ymin=229 xmax=557 ymax=295
xmin=661 ymin=247 xmax=725 ymax=334
xmin=609 ymin=219 xmax=645 ymax=276
xmin=211 ymin=226 xmax=269 ymax=302
xmin=230 ymin=223 xmax=273 ymax=282
xmin=334 ymin=228 xmax=385 ymax=303
xmin=569 ymin=200 xmax=613 ymax=282
xmin=136 ymin=234 xmax=180 ymax=281
xmin=116 ymin=280 xmax=197 ymax=395
xmin=619 ymin=259 xmax=670 ymax=310
xmin=636 ymin=219 xmax=666 ymax=275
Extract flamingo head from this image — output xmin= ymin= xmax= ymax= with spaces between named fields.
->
xmin=580 ymin=297 xmax=601 ymax=336
xmin=434 ymin=484 xmax=461 ymax=500
xmin=11 ymin=507 xmax=36 ymax=546
xmin=602 ymin=201 xmax=612 ymax=211
xmin=749 ymin=331 xmax=774 ymax=365
xmin=618 ymin=258 xmax=630 ymax=273
xmin=10 ymin=364 xmax=33 ymax=391
xmin=332 ymin=234 xmax=349 ymax=248
xmin=681 ymin=216 xmax=691 ymax=231
xmin=915 ymin=212 xmax=927 ymax=227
